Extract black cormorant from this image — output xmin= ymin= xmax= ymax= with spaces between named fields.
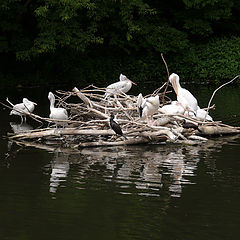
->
xmin=109 ymin=114 xmax=127 ymax=140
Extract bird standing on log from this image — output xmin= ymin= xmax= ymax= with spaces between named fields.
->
xmin=137 ymin=93 xmax=146 ymax=118
xmin=141 ymin=95 xmax=160 ymax=125
xmin=7 ymin=97 xmax=37 ymax=123
xmin=48 ymin=92 xmax=68 ymax=127
xmin=109 ymin=114 xmax=127 ymax=140
xmin=104 ymin=74 xmax=136 ymax=98
xmin=169 ymin=73 xmax=198 ymax=115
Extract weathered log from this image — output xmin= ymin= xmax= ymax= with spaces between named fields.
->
xmin=9 ymin=128 xmax=115 ymax=140
xmin=12 ymin=140 xmax=80 ymax=153
xmin=72 ymin=87 xmax=93 ymax=107
xmin=198 ymin=125 xmax=240 ymax=136
xmin=3 ymin=82 xmax=240 ymax=149
xmin=188 ymin=135 xmax=208 ymax=141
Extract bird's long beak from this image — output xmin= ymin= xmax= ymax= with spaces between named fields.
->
xmin=130 ymin=79 xmax=137 ymax=85
xmin=172 ymin=79 xmax=178 ymax=95
xmin=33 ymin=102 xmax=37 ymax=105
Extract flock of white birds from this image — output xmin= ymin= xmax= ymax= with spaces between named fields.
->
xmin=7 ymin=72 xmax=213 ymax=125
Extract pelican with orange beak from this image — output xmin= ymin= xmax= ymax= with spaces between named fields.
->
xmin=169 ymin=73 xmax=198 ymax=115
xmin=104 ymin=73 xmax=136 ymax=98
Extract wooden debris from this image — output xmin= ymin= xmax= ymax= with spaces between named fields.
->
xmin=1 ymin=78 xmax=240 ymax=149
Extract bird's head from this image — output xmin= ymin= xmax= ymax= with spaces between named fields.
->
xmin=48 ymin=92 xmax=54 ymax=101
xmin=119 ymin=73 xmax=137 ymax=85
xmin=147 ymin=95 xmax=160 ymax=106
xmin=110 ymin=113 xmax=114 ymax=120
xmin=169 ymin=73 xmax=179 ymax=95
xmin=23 ymin=98 xmax=37 ymax=105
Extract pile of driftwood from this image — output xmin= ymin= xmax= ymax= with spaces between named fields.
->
xmin=4 ymin=81 xmax=240 ymax=149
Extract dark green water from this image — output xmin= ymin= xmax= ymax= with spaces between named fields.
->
xmin=0 ymin=85 xmax=240 ymax=240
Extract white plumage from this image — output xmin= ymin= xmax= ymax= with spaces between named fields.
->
xmin=169 ymin=73 xmax=198 ymax=115
xmin=48 ymin=92 xmax=68 ymax=121
xmin=136 ymin=93 xmax=146 ymax=117
xmin=104 ymin=73 xmax=136 ymax=98
xmin=141 ymin=95 xmax=160 ymax=121
xmin=196 ymin=107 xmax=213 ymax=121
xmin=8 ymin=97 xmax=37 ymax=123
xmin=188 ymin=106 xmax=213 ymax=121
xmin=159 ymin=101 xmax=185 ymax=115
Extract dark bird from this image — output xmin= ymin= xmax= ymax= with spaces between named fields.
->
xmin=182 ymin=119 xmax=201 ymax=132
xmin=109 ymin=114 xmax=128 ymax=140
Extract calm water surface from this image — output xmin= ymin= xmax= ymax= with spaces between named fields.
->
xmin=0 ymin=85 xmax=240 ymax=240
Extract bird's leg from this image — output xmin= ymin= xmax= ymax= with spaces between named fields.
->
xmin=110 ymin=135 xmax=117 ymax=141
xmin=20 ymin=116 xmax=23 ymax=125
xmin=147 ymin=116 xmax=155 ymax=126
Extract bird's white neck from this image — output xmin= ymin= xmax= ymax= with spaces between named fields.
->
xmin=49 ymin=96 xmax=55 ymax=109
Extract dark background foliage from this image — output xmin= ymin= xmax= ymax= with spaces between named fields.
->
xmin=0 ymin=0 xmax=240 ymax=87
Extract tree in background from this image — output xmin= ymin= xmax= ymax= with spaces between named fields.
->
xmin=0 ymin=0 xmax=239 ymax=86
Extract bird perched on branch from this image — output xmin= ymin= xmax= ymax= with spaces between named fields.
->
xmin=169 ymin=73 xmax=198 ymax=115
xmin=137 ymin=93 xmax=146 ymax=118
xmin=109 ymin=114 xmax=127 ymax=140
xmin=48 ymin=92 xmax=68 ymax=124
xmin=159 ymin=101 xmax=185 ymax=115
xmin=196 ymin=107 xmax=213 ymax=121
xmin=140 ymin=95 xmax=160 ymax=125
xmin=7 ymin=97 xmax=37 ymax=123
xmin=104 ymin=73 xmax=136 ymax=98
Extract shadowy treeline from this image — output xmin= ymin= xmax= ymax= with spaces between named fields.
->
xmin=0 ymin=0 xmax=240 ymax=87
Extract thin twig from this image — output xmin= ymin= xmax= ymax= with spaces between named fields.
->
xmin=204 ymin=75 xmax=239 ymax=122
xmin=161 ymin=53 xmax=170 ymax=104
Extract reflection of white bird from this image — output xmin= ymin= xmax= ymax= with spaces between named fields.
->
xmin=104 ymin=74 xmax=136 ymax=98
xmin=7 ymin=97 xmax=37 ymax=123
xmin=10 ymin=122 xmax=33 ymax=133
xmin=160 ymin=101 xmax=185 ymax=115
xmin=169 ymin=73 xmax=198 ymax=115
xmin=142 ymin=95 xmax=160 ymax=124
xmin=49 ymin=151 xmax=70 ymax=194
xmin=48 ymin=92 xmax=68 ymax=121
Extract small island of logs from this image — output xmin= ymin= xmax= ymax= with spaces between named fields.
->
xmin=2 ymin=79 xmax=240 ymax=150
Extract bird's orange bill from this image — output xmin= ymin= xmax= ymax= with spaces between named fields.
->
xmin=130 ymin=80 xmax=137 ymax=85
xmin=172 ymin=79 xmax=178 ymax=95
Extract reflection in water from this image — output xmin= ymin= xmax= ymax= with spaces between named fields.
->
xmin=4 ymin=135 xmax=240 ymax=199
xmin=41 ymin=135 xmax=238 ymax=198
xmin=10 ymin=122 xmax=33 ymax=133
xmin=48 ymin=149 xmax=70 ymax=194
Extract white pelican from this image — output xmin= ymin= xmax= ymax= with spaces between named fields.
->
xmin=196 ymin=107 xmax=213 ymax=121
xmin=7 ymin=97 xmax=37 ymax=123
xmin=104 ymin=73 xmax=136 ymax=98
xmin=141 ymin=95 xmax=160 ymax=124
xmin=188 ymin=106 xmax=213 ymax=121
xmin=159 ymin=101 xmax=185 ymax=115
xmin=169 ymin=73 xmax=198 ymax=115
xmin=48 ymin=92 xmax=68 ymax=123
xmin=136 ymin=93 xmax=146 ymax=117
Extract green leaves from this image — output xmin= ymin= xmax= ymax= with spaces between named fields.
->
xmin=1 ymin=0 xmax=240 ymax=85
